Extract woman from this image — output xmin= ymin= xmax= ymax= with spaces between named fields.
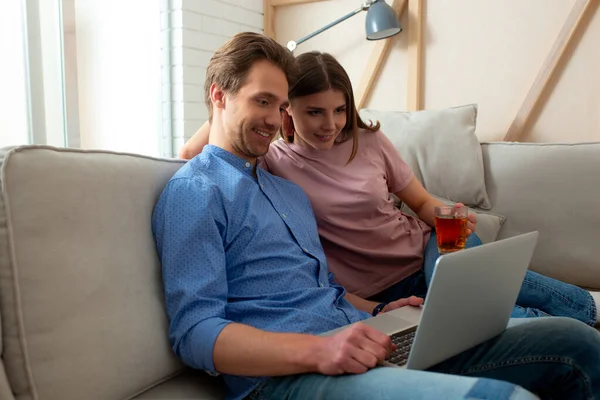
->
xmin=181 ymin=51 xmax=597 ymax=326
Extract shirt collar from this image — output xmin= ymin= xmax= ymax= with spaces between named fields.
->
xmin=202 ymin=145 xmax=256 ymax=176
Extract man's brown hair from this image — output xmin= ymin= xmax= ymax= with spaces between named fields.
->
xmin=204 ymin=32 xmax=298 ymax=121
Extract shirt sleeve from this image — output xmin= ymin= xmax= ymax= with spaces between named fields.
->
xmin=377 ymin=130 xmax=415 ymax=193
xmin=152 ymin=177 xmax=231 ymax=373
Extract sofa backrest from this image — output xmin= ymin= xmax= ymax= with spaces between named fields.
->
xmin=0 ymin=146 xmax=186 ymax=400
xmin=482 ymin=142 xmax=600 ymax=290
xmin=2 ymin=139 xmax=598 ymax=398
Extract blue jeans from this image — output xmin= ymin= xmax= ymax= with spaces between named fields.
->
xmin=370 ymin=233 xmax=597 ymax=327
xmin=249 ymin=317 xmax=600 ymax=399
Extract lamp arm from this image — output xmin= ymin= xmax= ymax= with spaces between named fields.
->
xmin=296 ymin=7 xmax=363 ymax=47
xmin=287 ymin=1 xmax=375 ymax=52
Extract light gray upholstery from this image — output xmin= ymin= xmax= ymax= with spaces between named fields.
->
xmin=1 ymin=139 xmax=599 ymax=399
xmin=482 ymin=142 xmax=600 ymax=289
xmin=361 ymin=105 xmax=491 ymax=209
xmin=131 ymin=370 xmax=224 ymax=400
xmin=0 ymin=146 xmax=186 ymax=399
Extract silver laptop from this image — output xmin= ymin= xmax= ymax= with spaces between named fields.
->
xmin=322 ymin=231 xmax=539 ymax=371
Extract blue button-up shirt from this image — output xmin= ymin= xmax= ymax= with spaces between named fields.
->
xmin=152 ymin=145 xmax=369 ymax=400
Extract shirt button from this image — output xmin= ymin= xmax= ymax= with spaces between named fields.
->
xmin=319 ymin=282 xmax=324 ymax=287
xmin=303 ymin=248 xmax=309 ymax=253
xmin=245 ymin=162 xmax=251 ymax=168
xmin=260 ymin=184 xmax=264 ymax=188
xmin=282 ymin=213 xmax=286 ymax=219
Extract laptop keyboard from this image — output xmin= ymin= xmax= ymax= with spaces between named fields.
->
xmin=387 ymin=326 xmax=417 ymax=366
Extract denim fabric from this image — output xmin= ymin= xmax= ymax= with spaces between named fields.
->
xmin=423 ymin=232 xmax=597 ymax=326
xmin=423 ymin=232 xmax=484 ymax=286
xmin=367 ymin=233 xmax=483 ymax=304
xmin=249 ymin=317 xmax=600 ymax=399
xmin=431 ymin=317 xmax=600 ymax=399
xmin=248 ymin=369 xmax=534 ymax=400
xmin=367 ymin=269 xmax=428 ymax=303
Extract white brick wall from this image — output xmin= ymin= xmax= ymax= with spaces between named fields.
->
xmin=161 ymin=0 xmax=263 ymax=157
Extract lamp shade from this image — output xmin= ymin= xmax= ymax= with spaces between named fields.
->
xmin=365 ymin=0 xmax=402 ymax=40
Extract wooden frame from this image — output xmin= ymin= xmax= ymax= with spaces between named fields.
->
xmin=271 ymin=0 xmax=326 ymax=6
xmin=263 ymin=0 xmax=328 ymax=39
xmin=264 ymin=0 xmax=594 ymax=142
xmin=263 ymin=0 xmax=276 ymax=38
xmin=504 ymin=0 xmax=594 ymax=141
xmin=356 ymin=0 xmax=409 ymax=109
xmin=264 ymin=0 xmax=421 ymax=111
xmin=407 ymin=0 xmax=423 ymax=111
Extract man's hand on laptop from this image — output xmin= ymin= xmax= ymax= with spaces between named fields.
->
xmin=383 ymin=296 xmax=424 ymax=313
xmin=314 ymin=323 xmax=395 ymax=375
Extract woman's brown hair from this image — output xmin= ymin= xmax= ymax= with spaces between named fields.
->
xmin=283 ymin=51 xmax=380 ymax=163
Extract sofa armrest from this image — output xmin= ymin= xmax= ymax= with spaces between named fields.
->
xmin=0 ymin=361 xmax=14 ymax=400
xmin=482 ymin=142 xmax=600 ymax=290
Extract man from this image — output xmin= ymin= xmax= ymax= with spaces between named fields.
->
xmin=152 ymin=32 xmax=600 ymax=400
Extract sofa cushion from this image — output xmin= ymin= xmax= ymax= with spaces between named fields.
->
xmin=0 ymin=149 xmax=14 ymax=399
xmin=0 ymin=146 xmax=186 ymax=400
xmin=0 ymin=362 xmax=13 ymax=400
xmin=482 ymin=142 xmax=600 ymax=289
xmin=360 ymin=104 xmax=491 ymax=209
xmin=132 ymin=369 xmax=224 ymax=399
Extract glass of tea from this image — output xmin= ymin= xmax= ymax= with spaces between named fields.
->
xmin=434 ymin=205 xmax=469 ymax=254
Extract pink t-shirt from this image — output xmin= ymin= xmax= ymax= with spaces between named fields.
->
xmin=262 ymin=130 xmax=431 ymax=298
xmin=260 ymin=129 xmax=431 ymax=298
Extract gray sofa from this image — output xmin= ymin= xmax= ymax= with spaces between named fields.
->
xmin=1 ymin=139 xmax=599 ymax=399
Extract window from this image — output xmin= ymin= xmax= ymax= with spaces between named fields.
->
xmin=0 ymin=1 xmax=30 ymax=147
xmin=0 ymin=0 xmax=164 ymax=157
